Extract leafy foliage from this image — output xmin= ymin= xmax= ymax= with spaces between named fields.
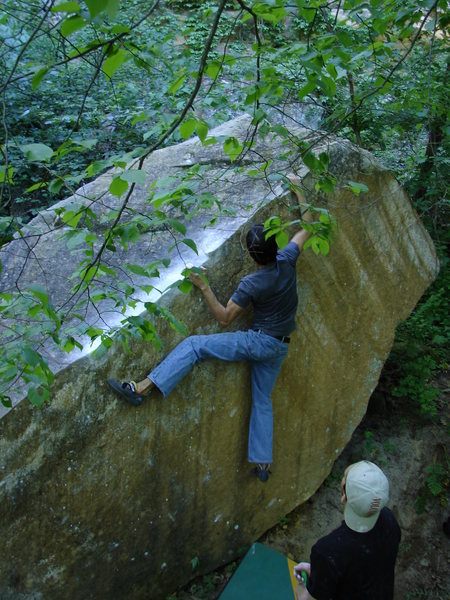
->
xmin=416 ymin=459 xmax=449 ymax=513
xmin=0 ymin=0 xmax=448 ymax=407
xmin=380 ymin=258 xmax=449 ymax=416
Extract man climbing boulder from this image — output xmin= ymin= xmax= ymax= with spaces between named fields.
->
xmin=108 ymin=174 xmax=313 ymax=482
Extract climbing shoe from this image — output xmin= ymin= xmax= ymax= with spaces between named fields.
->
xmin=253 ymin=463 xmax=270 ymax=483
xmin=108 ymin=379 xmax=143 ymax=406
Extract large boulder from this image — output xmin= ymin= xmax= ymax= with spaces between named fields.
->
xmin=0 ymin=115 xmax=439 ymax=599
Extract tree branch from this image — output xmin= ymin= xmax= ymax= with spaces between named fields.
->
xmin=69 ymin=0 xmax=229 ymax=296
xmin=0 ymin=0 xmax=56 ymax=93
xmin=1 ymin=0 xmax=161 ymax=92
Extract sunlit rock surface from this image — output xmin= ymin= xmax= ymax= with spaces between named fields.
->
xmin=0 ymin=114 xmax=439 ymax=599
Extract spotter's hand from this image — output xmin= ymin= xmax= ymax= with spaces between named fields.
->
xmin=293 ymin=562 xmax=310 ymax=584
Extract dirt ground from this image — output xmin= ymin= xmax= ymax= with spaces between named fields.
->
xmin=175 ymin=381 xmax=449 ymax=600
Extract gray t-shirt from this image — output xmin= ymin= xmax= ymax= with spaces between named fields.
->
xmin=231 ymin=241 xmax=300 ymax=337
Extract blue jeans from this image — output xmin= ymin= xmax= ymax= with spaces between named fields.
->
xmin=148 ymin=330 xmax=289 ymax=464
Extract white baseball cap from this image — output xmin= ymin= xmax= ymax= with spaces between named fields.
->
xmin=344 ymin=461 xmax=389 ymax=533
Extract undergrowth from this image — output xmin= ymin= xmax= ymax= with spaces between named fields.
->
xmin=416 ymin=457 xmax=449 ymax=514
xmin=380 ymin=265 xmax=449 ymax=417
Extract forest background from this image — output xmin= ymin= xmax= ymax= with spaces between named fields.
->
xmin=0 ymin=0 xmax=448 ymax=596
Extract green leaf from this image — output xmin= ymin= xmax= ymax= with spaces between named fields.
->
xmin=168 ymin=69 xmax=186 ymax=95
xmin=0 ymin=217 xmax=12 ymax=234
xmin=126 ymin=263 xmax=147 ymax=277
xmin=223 ymin=137 xmax=243 ymax=162
xmin=196 ymin=120 xmax=209 ymax=142
xmin=265 ymin=216 xmax=281 ymax=230
xmin=1 ymin=395 xmax=12 ymax=409
xmin=180 ymin=238 xmax=198 ymax=254
xmin=61 ymin=209 xmax=83 ymax=228
xmin=26 ymin=181 xmax=47 ymax=193
xmin=118 ymin=223 xmax=140 ymax=245
xmin=252 ymin=4 xmax=287 ymax=24
xmin=51 ymin=2 xmax=81 ymax=13
xmin=244 ymin=83 xmax=265 ymax=105
xmin=223 ymin=53 xmax=236 ymax=68
xmin=319 ymin=75 xmax=336 ymax=97
xmin=20 ymin=143 xmax=53 ymax=162
xmin=28 ymin=284 xmax=49 ymax=304
xmin=103 ymin=48 xmax=129 ymax=79
xmin=318 ymin=238 xmax=330 ymax=255
xmin=0 ymin=165 xmax=13 ymax=184
xmin=206 ymin=60 xmax=222 ymax=79
xmin=374 ymin=76 xmax=392 ymax=94
xmin=32 ymin=67 xmax=49 ymax=89
xmin=315 ymin=173 xmax=336 ymax=194
xmin=85 ymin=327 xmax=103 ymax=339
xmin=167 ymin=315 xmax=188 ymax=336
xmin=305 ymin=236 xmax=330 ymax=256
xmin=347 ymin=181 xmax=369 ymax=195
xmin=0 ymin=364 xmax=17 ymax=383
xmin=252 ymin=108 xmax=267 ymax=124
xmin=120 ymin=169 xmax=146 ymax=184
xmin=104 ymin=0 xmax=120 ymax=18
xmin=326 ymin=63 xmax=338 ymax=79
xmin=372 ymin=17 xmax=388 ymax=34
xmin=168 ymin=219 xmax=186 ymax=235
xmin=83 ymin=266 xmax=98 ymax=283
xmin=72 ymin=138 xmax=98 ymax=150
xmin=275 ymin=230 xmax=289 ymax=249
xmin=303 ymin=151 xmax=319 ymax=172
xmin=126 ymin=261 xmax=161 ymax=278
xmin=23 ymin=346 xmax=42 ymax=367
xmin=85 ymin=0 xmax=108 ymax=19
xmin=63 ymin=336 xmax=83 ymax=353
xmin=152 ymin=192 xmax=169 ymax=209
xmin=27 ymin=385 xmax=50 ymax=408
xmin=60 ymin=15 xmax=87 ymax=37
xmin=98 ymin=264 xmax=117 ymax=277
xmin=178 ymin=279 xmax=193 ymax=294
xmin=431 ymin=334 xmax=447 ymax=345
xmin=48 ymin=178 xmax=65 ymax=194
xmin=110 ymin=177 xmax=129 ymax=198
xmin=298 ymin=6 xmax=315 ymax=23
xmin=298 ymin=79 xmax=317 ymax=100
xmin=318 ymin=152 xmax=330 ymax=170
xmin=180 ymin=119 xmax=196 ymax=140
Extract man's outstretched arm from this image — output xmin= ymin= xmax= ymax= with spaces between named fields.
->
xmin=190 ymin=270 xmax=244 ymax=326
xmin=288 ymin=173 xmax=314 ymax=253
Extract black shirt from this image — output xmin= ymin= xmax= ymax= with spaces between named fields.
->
xmin=307 ymin=508 xmax=401 ymax=600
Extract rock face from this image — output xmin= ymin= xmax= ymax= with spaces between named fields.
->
xmin=0 ymin=115 xmax=439 ymax=599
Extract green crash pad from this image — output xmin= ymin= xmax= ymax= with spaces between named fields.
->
xmin=219 ymin=542 xmax=298 ymax=599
